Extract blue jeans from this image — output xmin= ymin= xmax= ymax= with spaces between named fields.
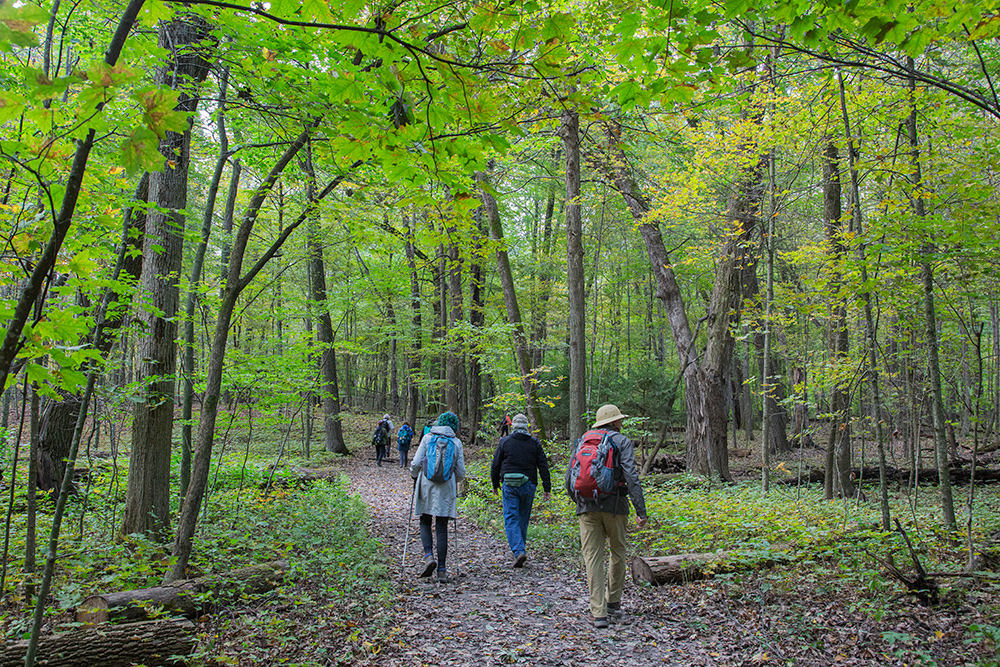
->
xmin=502 ymin=481 xmax=536 ymax=556
xmin=398 ymin=446 xmax=410 ymax=467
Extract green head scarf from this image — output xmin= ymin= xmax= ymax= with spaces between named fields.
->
xmin=437 ymin=411 xmax=459 ymax=434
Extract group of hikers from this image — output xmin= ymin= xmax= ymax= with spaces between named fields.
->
xmin=371 ymin=403 xmax=646 ymax=629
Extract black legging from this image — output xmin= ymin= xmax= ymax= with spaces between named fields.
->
xmin=419 ymin=514 xmax=449 ymax=569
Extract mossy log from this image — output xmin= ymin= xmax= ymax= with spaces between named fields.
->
xmin=1 ymin=619 xmax=194 ymax=667
xmin=630 ymin=553 xmax=727 ymax=585
xmin=76 ymin=560 xmax=289 ymax=624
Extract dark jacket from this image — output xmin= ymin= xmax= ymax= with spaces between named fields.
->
xmin=564 ymin=428 xmax=647 ymax=518
xmin=491 ymin=431 xmax=552 ymax=492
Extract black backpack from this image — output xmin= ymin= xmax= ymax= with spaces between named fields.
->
xmin=372 ymin=421 xmax=389 ymax=447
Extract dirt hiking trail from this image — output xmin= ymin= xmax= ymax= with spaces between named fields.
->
xmin=337 ymin=454 xmax=705 ymax=667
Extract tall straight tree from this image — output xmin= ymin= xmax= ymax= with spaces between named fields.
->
xmin=404 ymin=216 xmax=422 ymax=429
xmin=822 ymin=141 xmax=855 ymax=499
xmin=302 ymin=143 xmax=348 ymax=455
xmin=476 ymin=171 xmax=547 ymax=439
xmin=562 ymin=109 xmax=586 ymax=440
xmin=907 ymin=57 xmax=957 ymax=530
xmin=124 ymin=15 xmax=212 ymax=538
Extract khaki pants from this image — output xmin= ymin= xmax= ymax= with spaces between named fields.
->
xmin=578 ymin=511 xmax=627 ymax=619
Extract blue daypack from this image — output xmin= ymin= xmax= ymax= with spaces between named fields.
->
xmin=423 ymin=434 xmax=456 ymax=483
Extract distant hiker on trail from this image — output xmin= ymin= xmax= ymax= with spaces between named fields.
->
xmin=373 ymin=415 xmax=392 ymax=467
xmin=422 ymin=418 xmax=435 ymax=437
xmin=397 ymin=421 xmax=414 ymax=468
xmin=490 ymin=413 xmax=551 ymax=568
xmin=409 ymin=411 xmax=466 ymax=584
xmin=497 ymin=413 xmax=512 ymax=439
xmin=565 ymin=404 xmax=647 ymax=629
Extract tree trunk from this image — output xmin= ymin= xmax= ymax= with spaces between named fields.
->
xmin=630 ymin=553 xmax=726 ymax=585
xmin=124 ymin=15 xmax=212 ymax=539
xmin=562 ymin=109 xmax=587 ymax=441
xmin=907 ymin=57 xmax=957 ymax=530
xmin=2 ymin=620 xmax=195 ymax=667
xmin=165 ymin=124 xmax=319 ymax=583
xmin=837 ymin=69 xmax=891 ymax=528
xmin=302 ymin=145 xmax=347 ymax=455
xmin=36 ymin=174 xmax=148 ymax=500
xmin=447 ymin=235 xmax=464 ymax=418
xmin=404 ymin=217 xmax=422 ymax=429
xmin=77 ymin=560 xmax=288 ymax=624
xmin=822 ymin=141 xmax=855 ymax=499
xmin=181 ymin=70 xmax=231 ymax=501
xmin=476 ymin=170 xmax=547 ymax=439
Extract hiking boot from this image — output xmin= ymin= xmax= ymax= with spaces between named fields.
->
xmin=593 ymin=616 xmax=609 ymax=629
xmin=513 ymin=553 xmax=527 ymax=568
xmin=418 ymin=555 xmax=437 ymax=577
xmin=607 ymin=602 xmax=623 ymax=622
xmin=436 ymin=569 xmax=449 ymax=584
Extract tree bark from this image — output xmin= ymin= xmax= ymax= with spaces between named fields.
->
xmin=447 ymin=233 xmax=464 ymax=419
xmin=125 ymin=15 xmax=213 ymax=539
xmin=562 ymin=109 xmax=587 ymax=441
xmin=404 ymin=216 xmax=422 ymax=429
xmin=77 ymin=560 xmax=288 ymax=624
xmin=822 ymin=142 xmax=855 ymax=499
xmin=630 ymin=553 xmax=725 ymax=585
xmin=302 ymin=144 xmax=347 ymax=455
xmin=3 ymin=620 xmax=195 ymax=667
xmin=181 ymin=69 xmax=231 ymax=501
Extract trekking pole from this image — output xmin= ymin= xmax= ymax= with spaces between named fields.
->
xmin=400 ymin=477 xmax=417 ymax=577
xmin=452 ymin=514 xmax=459 ymax=578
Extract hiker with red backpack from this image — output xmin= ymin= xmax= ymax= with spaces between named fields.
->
xmin=565 ymin=404 xmax=647 ymax=629
xmin=409 ymin=411 xmax=466 ymax=583
xmin=490 ymin=413 xmax=551 ymax=568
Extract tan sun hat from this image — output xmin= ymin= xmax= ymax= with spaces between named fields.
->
xmin=592 ymin=404 xmax=628 ymax=428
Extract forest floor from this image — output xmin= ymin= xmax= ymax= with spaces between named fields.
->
xmin=336 ymin=453 xmax=702 ymax=667
xmin=321 ymin=449 xmax=998 ymax=667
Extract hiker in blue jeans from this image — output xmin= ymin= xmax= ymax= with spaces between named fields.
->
xmin=490 ymin=413 xmax=551 ymax=568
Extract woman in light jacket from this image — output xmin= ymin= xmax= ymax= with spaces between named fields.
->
xmin=409 ymin=411 xmax=466 ymax=583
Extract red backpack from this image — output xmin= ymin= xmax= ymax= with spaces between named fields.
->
xmin=568 ymin=429 xmax=618 ymax=501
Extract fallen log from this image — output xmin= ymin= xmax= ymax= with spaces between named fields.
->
xmin=1 ymin=619 xmax=194 ymax=667
xmin=630 ymin=553 xmax=726 ymax=585
xmin=260 ymin=466 xmax=337 ymax=489
xmin=776 ymin=466 xmax=1000 ymax=486
xmin=76 ymin=560 xmax=289 ymax=625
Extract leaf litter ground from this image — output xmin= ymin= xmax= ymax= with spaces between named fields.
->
xmin=327 ymin=448 xmax=999 ymax=667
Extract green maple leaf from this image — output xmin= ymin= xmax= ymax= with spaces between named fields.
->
xmin=120 ymin=127 xmax=163 ymax=175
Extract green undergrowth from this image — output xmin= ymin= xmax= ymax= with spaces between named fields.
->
xmin=462 ymin=453 xmax=1000 ymax=602
xmin=1 ymin=454 xmax=392 ymax=665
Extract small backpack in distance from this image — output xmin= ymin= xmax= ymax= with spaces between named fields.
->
xmin=568 ymin=429 xmax=617 ymax=501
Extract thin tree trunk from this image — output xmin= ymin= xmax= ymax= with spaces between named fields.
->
xmin=838 ymin=69 xmax=891 ymax=528
xmin=476 ymin=170 xmax=547 ymax=439
xmin=822 ymin=141 xmax=855 ymax=500
xmin=907 ymin=57 xmax=957 ymax=530
xmin=302 ymin=143 xmax=348 ymax=455
xmin=404 ymin=216 xmax=422 ymax=429
xmin=562 ymin=109 xmax=587 ymax=441
xmin=181 ymin=68 xmax=230 ymax=501
xmin=447 ymin=235 xmax=464 ymax=417
xmin=165 ymin=123 xmax=326 ymax=583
